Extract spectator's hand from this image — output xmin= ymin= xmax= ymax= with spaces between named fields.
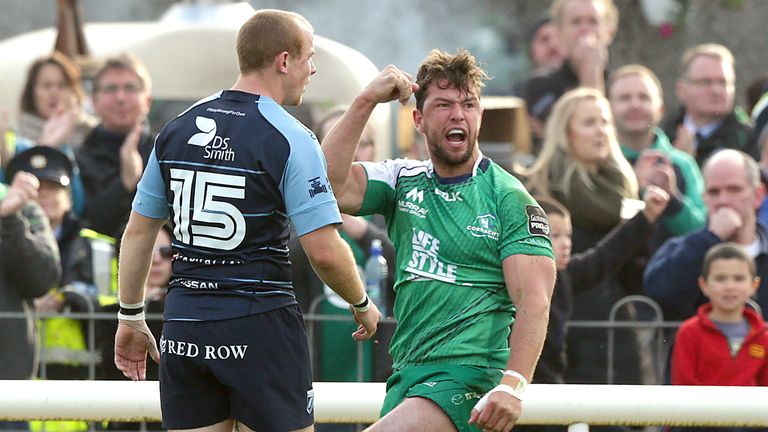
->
xmin=114 ymin=319 xmax=160 ymax=381
xmin=340 ymin=214 xmax=368 ymax=240
xmin=648 ymin=162 xmax=678 ymax=197
xmin=120 ymin=120 xmax=145 ymax=192
xmin=570 ymin=34 xmax=608 ymax=88
xmin=469 ymin=389 xmax=522 ymax=432
xmin=0 ymin=171 xmax=39 ymax=217
xmin=350 ymin=300 xmax=381 ymax=341
xmin=708 ymin=207 xmax=743 ymax=241
xmin=34 ymin=291 xmax=65 ymax=313
xmin=39 ymin=96 xmax=79 ymax=148
xmin=360 ymin=65 xmax=418 ymax=106
xmin=633 ymin=151 xmax=659 ymax=190
xmin=641 ymin=185 xmax=670 ymax=223
xmin=672 ymin=125 xmax=696 ymax=158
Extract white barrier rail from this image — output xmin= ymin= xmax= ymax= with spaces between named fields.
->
xmin=1 ymin=381 xmax=768 ymax=427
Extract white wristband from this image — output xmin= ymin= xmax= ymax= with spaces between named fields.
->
xmin=502 ymin=369 xmax=528 ymax=393
xmin=472 ymin=383 xmax=524 ymax=413
xmin=119 ymin=300 xmax=145 ymax=309
xmin=351 ymin=294 xmax=370 ymax=312
xmin=118 ymin=311 xmax=146 ymax=321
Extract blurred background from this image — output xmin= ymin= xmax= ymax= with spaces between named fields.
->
xmin=1 ymin=0 xmax=766 ymax=109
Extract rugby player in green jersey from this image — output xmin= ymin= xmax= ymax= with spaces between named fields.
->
xmin=322 ymin=49 xmax=556 ymax=432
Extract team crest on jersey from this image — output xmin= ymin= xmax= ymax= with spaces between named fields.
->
xmin=526 ymin=205 xmax=550 ymax=237
xmin=308 ymin=177 xmax=330 ymax=197
xmin=466 ymin=214 xmax=499 ymax=240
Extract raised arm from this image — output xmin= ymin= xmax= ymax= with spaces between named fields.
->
xmin=322 ymin=65 xmax=416 ymax=213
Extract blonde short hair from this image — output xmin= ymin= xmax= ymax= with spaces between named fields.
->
xmin=550 ymin=0 xmax=619 ymax=33
xmin=608 ymin=64 xmax=664 ymax=101
xmin=679 ymin=43 xmax=734 ymax=78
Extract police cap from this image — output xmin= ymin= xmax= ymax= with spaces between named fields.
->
xmin=5 ymin=146 xmax=73 ymax=187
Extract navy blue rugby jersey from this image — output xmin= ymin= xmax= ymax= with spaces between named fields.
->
xmin=133 ymin=90 xmax=341 ymax=320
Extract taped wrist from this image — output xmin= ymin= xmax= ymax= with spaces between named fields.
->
xmin=351 ymin=294 xmax=370 ymax=312
xmin=118 ymin=301 xmax=145 ymax=321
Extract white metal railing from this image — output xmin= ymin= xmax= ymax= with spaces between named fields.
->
xmin=1 ymin=381 xmax=767 ymax=428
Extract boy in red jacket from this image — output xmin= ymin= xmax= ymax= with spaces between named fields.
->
xmin=672 ymin=242 xmax=768 ymax=387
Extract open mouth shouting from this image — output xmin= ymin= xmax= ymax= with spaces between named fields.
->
xmin=446 ymin=128 xmax=467 ymax=147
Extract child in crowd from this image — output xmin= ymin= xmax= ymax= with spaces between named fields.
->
xmin=534 ymin=185 xmax=669 ymax=385
xmin=672 ymin=243 xmax=768 ymax=387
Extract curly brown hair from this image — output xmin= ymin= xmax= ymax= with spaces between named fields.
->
xmin=414 ymin=49 xmax=490 ymax=111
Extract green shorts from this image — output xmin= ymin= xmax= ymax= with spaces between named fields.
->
xmin=381 ymin=364 xmax=502 ymax=432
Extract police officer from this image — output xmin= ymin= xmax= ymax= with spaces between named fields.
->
xmin=6 ymin=146 xmax=117 ymax=432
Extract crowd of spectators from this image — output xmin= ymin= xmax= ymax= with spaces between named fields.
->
xmin=1 ymin=0 xmax=767 ymax=430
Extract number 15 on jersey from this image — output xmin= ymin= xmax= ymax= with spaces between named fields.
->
xmin=169 ymin=168 xmax=246 ymax=251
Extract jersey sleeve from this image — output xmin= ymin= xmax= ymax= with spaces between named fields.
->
xmin=358 ymin=158 xmax=424 ymax=218
xmin=498 ymin=186 xmax=553 ymax=261
xmin=132 ymin=148 xmax=170 ymax=219
xmin=280 ymin=133 xmax=342 ymax=236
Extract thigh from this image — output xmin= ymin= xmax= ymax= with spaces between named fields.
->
xmin=378 ymin=365 xmax=497 ymax=432
xmin=236 ymin=423 xmax=314 ymax=432
xmin=169 ymin=419 xmax=235 ymax=432
xmin=366 ymin=397 xmax=456 ymax=432
xmin=216 ymin=306 xmax=314 ymax=432
xmin=160 ymin=321 xmax=231 ymax=430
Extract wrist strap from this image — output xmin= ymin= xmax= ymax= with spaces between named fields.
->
xmin=118 ymin=311 xmax=146 ymax=321
xmin=351 ymin=294 xmax=370 ymax=312
xmin=491 ymin=383 xmax=524 ymax=401
xmin=119 ymin=300 xmax=145 ymax=318
xmin=502 ymin=370 xmax=528 ymax=395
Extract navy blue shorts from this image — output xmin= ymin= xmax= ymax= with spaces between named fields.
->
xmin=159 ymin=305 xmax=314 ymax=431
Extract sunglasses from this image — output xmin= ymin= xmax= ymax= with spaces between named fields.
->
xmin=155 ymin=246 xmax=174 ymax=259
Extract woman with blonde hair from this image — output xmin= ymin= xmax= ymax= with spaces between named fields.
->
xmin=519 ymin=87 xmax=648 ymax=388
xmin=520 ymin=87 xmax=638 ymax=252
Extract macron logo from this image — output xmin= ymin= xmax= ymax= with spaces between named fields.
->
xmin=188 ymin=116 xmax=217 ymax=147
xmin=406 ymin=187 xmax=424 ymax=204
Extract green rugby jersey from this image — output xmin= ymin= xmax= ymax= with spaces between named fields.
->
xmin=358 ymin=155 xmax=553 ymax=369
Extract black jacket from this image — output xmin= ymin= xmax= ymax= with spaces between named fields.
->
xmin=661 ymin=108 xmax=756 ymax=166
xmin=75 ymin=125 xmax=153 ymax=238
xmin=0 ymin=202 xmax=60 ymax=379
xmin=535 ymin=211 xmax=653 ymax=384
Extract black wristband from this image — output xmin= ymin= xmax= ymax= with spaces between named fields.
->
xmin=352 ymin=295 xmax=370 ymax=309
xmin=119 ymin=306 xmax=144 ymax=316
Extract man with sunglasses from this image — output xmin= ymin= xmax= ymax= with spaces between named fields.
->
xmin=75 ymin=53 xmax=154 ymax=239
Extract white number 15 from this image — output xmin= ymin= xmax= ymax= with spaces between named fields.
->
xmin=169 ymin=168 xmax=246 ymax=250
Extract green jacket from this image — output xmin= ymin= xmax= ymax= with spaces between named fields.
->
xmin=622 ymin=128 xmax=707 ymax=237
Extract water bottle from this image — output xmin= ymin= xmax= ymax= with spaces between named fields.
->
xmin=364 ymin=239 xmax=388 ymax=315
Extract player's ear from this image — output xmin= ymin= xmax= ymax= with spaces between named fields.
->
xmin=413 ymin=108 xmax=424 ymax=133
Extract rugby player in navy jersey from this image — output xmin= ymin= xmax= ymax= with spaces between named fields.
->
xmin=114 ymin=9 xmax=380 ymax=432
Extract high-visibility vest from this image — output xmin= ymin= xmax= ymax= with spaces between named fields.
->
xmin=38 ymin=229 xmax=117 ymax=367
xmin=29 ymin=419 xmax=89 ymax=432
xmin=33 ymin=230 xmax=117 ymax=432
